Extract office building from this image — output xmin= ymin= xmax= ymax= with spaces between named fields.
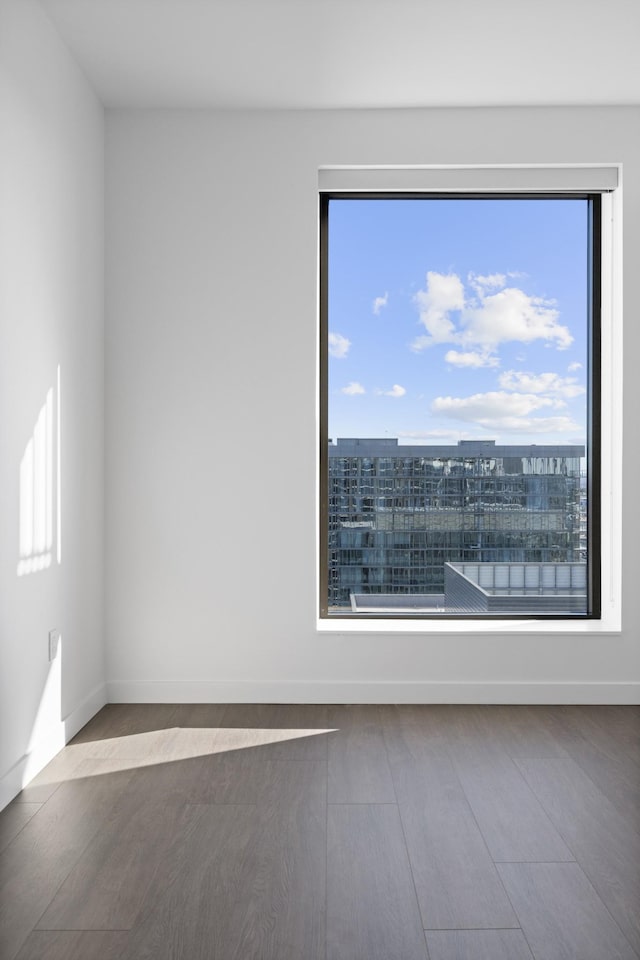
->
xmin=328 ymin=438 xmax=583 ymax=608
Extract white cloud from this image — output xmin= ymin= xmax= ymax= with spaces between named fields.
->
xmin=431 ymin=390 xmax=580 ymax=435
xmin=372 ymin=292 xmax=389 ymax=315
xmin=568 ymin=361 xmax=583 ymax=372
xmin=413 ymin=272 xmax=464 ymax=345
xmin=432 ymin=391 xmax=553 ymax=421
xmin=445 ymin=349 xmax=499 ymax=369
xmin=498 ymin=370 xmax=585 ymax=401
xmin=378 ymin=384 xmax=406 ymax=398
xmin=462 ymin=288 xmax=572 ymax=350
xmin=329 ymin=332 xmax=351 ymax=359
xmin=468 ymin=272 xmax=506 ymax=296
xmin=410 ymin=335 xmax=434 ymax=353
xmin=411 ymin=272 xmax=573 ymax=355
xmin=341 ymin=381 xmax=365 ymax=395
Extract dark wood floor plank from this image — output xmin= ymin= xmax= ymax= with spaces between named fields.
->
xmin=556 ymin=744 xmax=640 ymax=835
xmin=117 ymin=803 xmax=260 ymax=960
xmin=220 ymin=704 xmax=331 ymax=760
xmin=391 ymin=704 xmax=479 ymax=741
xmin=538 ymin=706 xmax=640 ymax=829
xmin=497 ymin=862 xmax=637 ymax=960
xmin=546 ymin=706 xmax=640 ymax=769
xmin=70 ymin=703 xmax=181 ymax=743
xmin=398 ymin=769 xmax=519 ymax=930
xmin=425 ymin=929 xmax=534 ymax=960
xmin=380 ymin=705 xmax=453 ymax=773
xmin=229 ymin=759 xmax=327 ymax=960
xmin=166 ymin=702 xmax=228 ymax=728
xmin=382 ymin=704 xmax=460 ymax=741
xmin=36 ymin=800 xmax=192 ymax=930
xmin=66 ymin=705 xmax=186 ymax=764
xmin=380 ymin=704 xmax=452 ymax=771
xmin=450 ymin=762 xmax=574 ymax=862
xmin=607 ymin=706 xmax=640 ymax=746
xmin=574 ymin=706 xmax=640 ymax=761
xmin=328 ymin=705 xmax=395 ymax=803
xmin=469 ymin=706 xmax=570 ymax=759
xmin=14 ymin=930 xmax=129 ymax=960
xmin=443 ymin=711 xmax=574 ymax=862
xmin=0 ymin=803 xmax=42 ymax=855
xmin=327 ymin=804 xmax=428 ymax=960
xmin=516 ymin=757 xmax=640 ymax=954
xmin=120 ymin=750 xmax=271 ymax=806
xmin=0 ymin=760 xmax=134 ymax=960
xmin=383 ymin=717 xmax=517 ymax=929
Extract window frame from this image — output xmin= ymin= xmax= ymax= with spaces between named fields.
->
xmin=319 ymin=187 xmax=607 ymax=623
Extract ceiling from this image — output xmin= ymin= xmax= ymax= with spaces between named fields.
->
xmin=39 ymin=0 xmax=640 ymax=110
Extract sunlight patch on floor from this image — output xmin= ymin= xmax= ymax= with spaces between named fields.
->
xmin=27 ymin=727 xmax=338 ymax=786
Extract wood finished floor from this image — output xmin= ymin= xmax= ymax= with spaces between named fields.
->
xmin=1 ymin=704 xmax=639 ymax=960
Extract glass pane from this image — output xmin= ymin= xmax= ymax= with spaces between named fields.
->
xmin=325 ymin=197 xmax=591 ymax=617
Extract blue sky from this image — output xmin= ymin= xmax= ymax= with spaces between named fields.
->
xmin=328 ymin=198 xmax=588 ymax=447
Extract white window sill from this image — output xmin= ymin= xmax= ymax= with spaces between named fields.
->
xmin=316 ymin=612 xmax=621 ymax=635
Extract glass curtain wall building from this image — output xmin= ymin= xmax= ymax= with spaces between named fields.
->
xmin=328 ymin=438 xmax=583 ymax=610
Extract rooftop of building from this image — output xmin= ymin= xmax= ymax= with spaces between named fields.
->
xmin=329 ymin=438 xmax=585 ymax=458
xmin=446 ymin=561 xmax=587 ymax=593
xmin=348 ymin=594 xmax=447 ymax=614
xmin=346 ymin=562 xmax=588 ymax=616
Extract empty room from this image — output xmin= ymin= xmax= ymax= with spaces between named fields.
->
xmin=1 ymin=1 xmax=639 ymax=958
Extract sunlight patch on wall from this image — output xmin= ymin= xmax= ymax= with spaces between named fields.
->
xmin=24 ymin=634 xmax=65 ymax=785
xmin=17 ymin=366 xmax=61 ymax=576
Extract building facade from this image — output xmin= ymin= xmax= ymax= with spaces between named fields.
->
xmin=327 ymin=438 xmax=584 ymax=609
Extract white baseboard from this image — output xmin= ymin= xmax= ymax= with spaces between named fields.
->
xmin=106 ymin=680 xmax=640 ymax=705
xmin=0 ymin=683 xmax=107 ymax=812
xmin=64 ymin=682 xmax=108 ymax=740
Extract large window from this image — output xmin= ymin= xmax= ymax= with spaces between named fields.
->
xmin=320 ymin=192 xmax=601 ymax=619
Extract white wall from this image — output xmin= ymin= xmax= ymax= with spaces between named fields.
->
xmin=106 ymin=107 xmax=640 ymax=703
xmin=0 ymin=0 xmax=105 ymax=807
